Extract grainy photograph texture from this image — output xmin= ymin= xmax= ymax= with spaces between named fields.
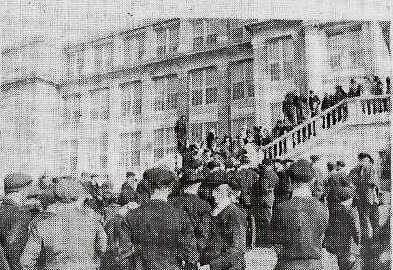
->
xmin=0 ymin=0 xmax=391 ymax=270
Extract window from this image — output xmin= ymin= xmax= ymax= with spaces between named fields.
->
xmin=66 ymin=52 xmax=77 ymax=78
xmin=121 ymin=131 xmax=141 ymax=168
xmin=231 ymin=114 xmax=255 ymax=138
xmin=153 ymin=75 xmax=178 ymax=111
xmin=228 ymin=19 xmax=244 ymax=43
xmin=94 ymin=42 xmax=114 ymax=73
xmin=124 ymin=34 xmax=145 ymax=65
xmin=70 ymin=139 xmax=78 ymax=173
xmin=120 ymin=81 xmax=142 ymax=117
xmin=76 ymin=50 xmax=84 ymax=76
xmin=168 ymin=26 xmax=179 ymax=53
xmin=327 ymin=29 xmax=364 ymax=70
xmin=88 ymin=138 xmax=99 ymax=171
xmin=156 ymin=24 xmax=180 ymax=57
xmin=100 ymin=132 xmax=109 ymax=170
xmin=153 ymin=127 xmax=175 ymax=161
xmin=90 ymin=88 xmax=110 ymax=121
xmin=265 ymin=37 xmax=294 ymax=81
xmin=192 ymin=19 xmax=220 ymax=51
xmin=193 ymin=20 xmax=204 ymax=51
xmin=189 ymin=67 xmax=218 ymax=106
xmin=231 ymin=60 xmax=254 ymax=100
xmin=190 ymin=122 xmax=218 ymax=144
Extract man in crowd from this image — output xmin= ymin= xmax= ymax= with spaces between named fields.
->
xmin=349 ymin=153 xmax=380 ymax=245
xmin=252 ymin=159 xmax=278 ymax=247
xmin=170 ymin=171 xmax=212 ymax=265
xmin=237 ymin=155 xmax=259 ymax=248
xmin=20 ymin=176 xmax=107 ymax=270
xmin=120 ymin=167 xmax=198 ymax=270
xmin=321 ymin=92 xmax=331 ymax=111
xmin=272 ymin=120 xmax=285 ymax=139
xmin=200 ymin=178 xmax=247 ymax=270
xmin=270 ymin=160 xmax=329 ymax=270
xmin=0 ymin=174 xmax=37 ymax=270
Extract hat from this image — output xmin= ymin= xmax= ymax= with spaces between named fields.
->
xmin=54 ymin=176 xmax=83 ymax=203
xmin=181 ymin=171 xmax=204 ymax=187
xmin=126 ymin=171 xmax=135 ymax=178
xmin=336 ymin=160 xmax=346 ymax=167
xmin=4 ymin=173 xmax=33 ymax=194
xmin=143 ymin=167 xmax=177 ymax=191
xmin=288 ymin=159 xmax=316 ymax=183
xmin=226 ymin=172 xmax=242 ymax=191
xmin=358 ymin=152 xmax=373 ymax=163
xmin=205 ymin=170 xmax=226 ymax=187
xmin=310 ymin=155 xmax=320 ymax=163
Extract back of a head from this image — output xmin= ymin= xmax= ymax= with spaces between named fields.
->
xmin=143 ymin=167 xmax=177 ymax=192
xmin=54 ymin=176 xmax=83 ymax=203
xmin=288 ymin=159 xmax=316 ymax=183
xmin=327 ymin=162 xmax=335 ymax=172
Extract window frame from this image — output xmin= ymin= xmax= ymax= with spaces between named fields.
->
xmin=265 ymin=36 xmax=294 ymax=82
xmin=120 ymin=131 xmax=141 ymax=168
xmin=231 ymin=59 xmax=254 ymax=100
xmin=155 ymin=22 xmax=180 ymax=57
xmin=189 ymin=67 xmax=218 ymax=106
xmin=120 ymin=81 xmax=143 ymax=117
xmin=153 ymin=127 xmax=175 ymax=161
xmin=153 ymin=75 xmax=178 ymax=111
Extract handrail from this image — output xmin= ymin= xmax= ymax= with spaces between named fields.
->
xmin=258 ymin=94 xmax=391 ymax=157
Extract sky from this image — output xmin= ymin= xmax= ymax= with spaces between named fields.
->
xmin=1 ymin=0 xmax=391 ymax=50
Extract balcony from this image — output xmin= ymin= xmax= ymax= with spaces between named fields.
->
xmin=258 ymin=94 xmax=391 ymax=161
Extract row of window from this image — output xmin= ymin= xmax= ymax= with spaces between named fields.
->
xmin=62 ymin=60 xmax=255 ymax=125
xmin=66 ymin=19 xmax=250 ymax=78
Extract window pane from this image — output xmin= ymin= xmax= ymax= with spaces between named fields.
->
xmin=283 ymin=61 xmax=293 ymax=79
xmin=330 ymin=54 xmax=341 ymax=69
xmin=270 ymin=63 xmax=280 ymax=81
xmin=206 ymin=87 xmax=217 ymax=104
xmin=157 ymin=28 xmax=166 ymax=45
xmin=205 ymin=68 xmax=217 ymax=87
xmin=282 ymin=38 xmax=294 ymax=61
xmin=233 ymin=82 xmax=244 ymax=100
xmin=191 ymin=123 xmax=203 ymax=143
xmin=231 ymin=63 xmax=243 ymax=83
xmin=154 ymin=78 xmax=165 ymax=111
xmin=168 ymin=27 xmax=179 ymax=53
xmin=350 ymin=49 xmax=364 ymax=68
xmin=192 ymin=89 xmax=203 ymax=105
xmin=193 ymin=20 xmax=204 ymax=37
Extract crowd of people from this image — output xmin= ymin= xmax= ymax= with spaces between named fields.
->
xmin=0 ymin=75 xmax=389 ymax=270
xmin=0 ymin=126 xmax=386 ymax=270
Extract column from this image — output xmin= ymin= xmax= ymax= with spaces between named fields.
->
xmin=216 ymin=59 xmax=230 ymax=138
xmin=78 ymin=88 xmax=91 ymax=174
xmin=304 ymin=22 xmax=329 ymax=99
xmin=368 ymin=21 xmax=390 ymax=79
xmin=252 ymin=34 xmax=272 ymax=130
xmin=140 ymin=70 xmax=155 ymax=170
xmin=108 ymin=80 xmax=122 ymax=188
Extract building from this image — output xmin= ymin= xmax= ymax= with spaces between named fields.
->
xmin=0 ymin=19 xmax=391 ymax=190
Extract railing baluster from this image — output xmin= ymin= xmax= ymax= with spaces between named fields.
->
xmin=297 ymin=130 xmax=301 ymax=144
xmin=283 ymin=137 xmax=287 ymax=154
xmin=273 ymin=143 xmax=277 ymax=158
xmin=312 ymin=120 xmax=316 ymax=136
xmin=322 ymin=115 xmax=325 ymax=129
xmin=292 ymin=133 xmax=296 ymax=148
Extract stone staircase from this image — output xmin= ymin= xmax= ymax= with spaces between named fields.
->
xmin=258 ymin=94 xmax=391 ymax=163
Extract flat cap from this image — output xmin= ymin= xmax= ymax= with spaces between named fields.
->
xmin=54 ymin=176 xmax=83 ymax=202
xmin=288 ymin=159 xmax=316 ymax=183
xmin=4 ymin=173 xmax=33 ymax=194
xmin=143 ymin=167 xmax=177 ymax=191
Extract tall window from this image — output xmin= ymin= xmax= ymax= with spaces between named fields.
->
xmin=153 ymin=75 xmax=178 ymax=111
xmin=265 ymin=37 xmax=294 ymax=81
xmin=120 ymin=81 xmax=142 ymax=117
xmin=88 ymin=138 xmax=99 ymax=171
xmin=70 ymin=139 xmax=78 ymax=173
xmin=192 ymin=19 xmax=219 ymax=51
xmin=120 ymin=131 xmax=141 ymax=168
xmin=231 ymin=60 xmax=254 ymax=100
xmin=66 ymin=50 xmax=85 ymax=78
xmin=231 ymin=114 xmax=255 ymax=138
xmin=327 ymin=30 xmax=364 ymax=70
xmin=228 ymin=19 xmax=244 ymax=43
xmin=94 ymin=42 xmax=114 ymax=73
xmin=124 ymin=34 xmax=145 ymax=65
xmin=153 ymin=127 xmax=175 ymax=161
xmin=190 ymin=121 xmax=218 ymax=144
xmin=190 ymin=67 xmax=218 ymax=106
xmin=99 ymin=132 xmax=109 ymax=170
xmin=156 ymin=24 xmax=180 ymax=57
xmin=90 ymin=88 xmax=110 ymax=121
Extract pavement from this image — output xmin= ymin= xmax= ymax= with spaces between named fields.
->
xmin=245 ymin=196 xmax=391 ymax=270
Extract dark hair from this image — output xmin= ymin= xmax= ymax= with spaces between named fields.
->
xmin=143 ymin=167 xmax=176 ymax=192
xmin=327 ymin=162 xmax=335 ymax=172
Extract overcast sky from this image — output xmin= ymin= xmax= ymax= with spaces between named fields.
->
xmin=1 ymin=0 xmax=391 ymax=50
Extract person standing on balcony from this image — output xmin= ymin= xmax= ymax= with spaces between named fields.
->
xmin=309 ymin=91 xmax=321 ymax=117
xmin=270 ymin=160 xmax=329 ymax=270
xmin=272 ymin=120 xmax=285 ymax=139
xmin=261 ymin=128 xmax=272 ymax=146
xmin=333 ymin=85 xmax=347 ymax=105
xmin=321 ymin=92 xmax=331 ymax=111
xmin=282 ymin=92 xmax=297 ymax=128
xmin=348 ymin=79 xmax=358 ymax=98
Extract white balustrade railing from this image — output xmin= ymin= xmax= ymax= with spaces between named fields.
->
xmin=258 ymin=94 xmax=391 ymax=161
